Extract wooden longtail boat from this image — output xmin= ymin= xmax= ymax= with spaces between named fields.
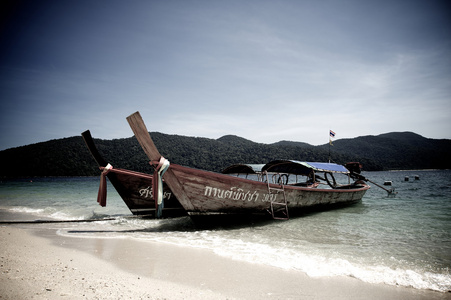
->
xmin=126 ymin=112 xmax=370 ymax=220
xmin=81 ymin=130 xmax=186 ymax=217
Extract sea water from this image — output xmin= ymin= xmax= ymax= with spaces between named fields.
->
xmin=1 ymin=170 xmax=450 ymax=292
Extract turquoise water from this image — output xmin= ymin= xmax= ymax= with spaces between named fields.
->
xmin=1 ymin=170 xmax=450 ymax=292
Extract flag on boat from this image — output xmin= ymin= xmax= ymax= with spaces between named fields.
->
xmin=330 ymin=130 xmax=336 ymax=138
xmin=329 ymin=130 xmax=335 ymax=146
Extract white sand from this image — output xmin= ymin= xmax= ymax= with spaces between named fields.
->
xmin=1 ymin=225 xmax=450 ymax=300
xmin=0 ymin=226 xmax=228 ymax=299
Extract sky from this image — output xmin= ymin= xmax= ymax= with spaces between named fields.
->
xmin=1 ymin=0 xmax=450 ymax=151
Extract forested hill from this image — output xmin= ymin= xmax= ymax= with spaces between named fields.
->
xmin=1 ymin=131 xmax=450 ymax=177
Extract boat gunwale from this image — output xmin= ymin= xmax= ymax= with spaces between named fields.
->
xmin=170 ymin=163 xmax=370 ymax=194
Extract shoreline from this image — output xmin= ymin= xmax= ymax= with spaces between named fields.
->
xmin=1 ymin=224 xmax=450 ymax=299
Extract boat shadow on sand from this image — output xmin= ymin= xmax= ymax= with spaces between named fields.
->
xmin=66 ymin=203 xmax=359 ymax=235
xmin=66 ymin=214 xmax=274 ymax=234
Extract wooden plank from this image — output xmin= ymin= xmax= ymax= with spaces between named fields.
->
xmin=126 ymin=111 xmax=195 ymax=211
xmin=126 ymin=111 xmax=161 ymax=160
xmin=81 ymin=130 xmax=108 ymax=167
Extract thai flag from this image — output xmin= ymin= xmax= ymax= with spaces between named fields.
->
xmin=330 ymin=130 xmax=336 ymax=138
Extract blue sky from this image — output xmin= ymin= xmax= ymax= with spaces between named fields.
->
xmin=1 ymin=0 xmax=450 ymax=150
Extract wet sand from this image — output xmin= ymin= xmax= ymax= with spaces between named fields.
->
xmin=0 ymin=212 xmax=450 ymax=299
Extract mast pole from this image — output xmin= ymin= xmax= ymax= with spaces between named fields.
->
xmin=328 ymin=141 xmax=331 ymax=163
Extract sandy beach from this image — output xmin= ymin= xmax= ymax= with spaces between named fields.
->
xmin=1 ymin=219 xmax=450 ymax=300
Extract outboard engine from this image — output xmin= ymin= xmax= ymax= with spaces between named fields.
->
xmin=345 ymin=162 xmax=364 ymax=180
xmin=345 ymin=162 xmax=362 ymax=174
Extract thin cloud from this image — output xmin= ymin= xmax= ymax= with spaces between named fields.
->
xmin=0 ymin=0 xmax=450 ymax=150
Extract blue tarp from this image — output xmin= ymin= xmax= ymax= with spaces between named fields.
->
xmin=298 ymin=161 xmax=349 ymax=173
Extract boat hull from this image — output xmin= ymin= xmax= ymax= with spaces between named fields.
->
xmin=105 ymin=168 xmax=186 ymax=217
xmin=168 ymin=164 xmax=369 ymax=215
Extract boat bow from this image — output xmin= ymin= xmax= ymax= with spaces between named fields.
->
xmin=126 ymin=112 xmax=195 ymax=210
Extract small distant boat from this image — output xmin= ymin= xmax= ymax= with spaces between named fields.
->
xmin=126 ymin=112 xmax=371 ymax=220
xmin=81 ymin=130 xmax=186 ymax=217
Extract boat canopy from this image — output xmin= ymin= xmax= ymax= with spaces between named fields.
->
xmin=262 ymin=160 xmax=350 ymax=176
xmin=222 ymin=160 xmax=350 ymax=176
xmin=222 ymin=164 xmax=266 ymax=174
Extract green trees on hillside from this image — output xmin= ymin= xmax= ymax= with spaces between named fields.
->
xmin=1 ymin=131 xmax=450 ymax=178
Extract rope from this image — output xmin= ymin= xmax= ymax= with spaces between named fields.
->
xmin=150 ymin=156 xmax=170 ymax=218
xmin=0 ymin=218 xmax=117 ymax=224
xmin=97 ymin=163 xmax=113 ymax=207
